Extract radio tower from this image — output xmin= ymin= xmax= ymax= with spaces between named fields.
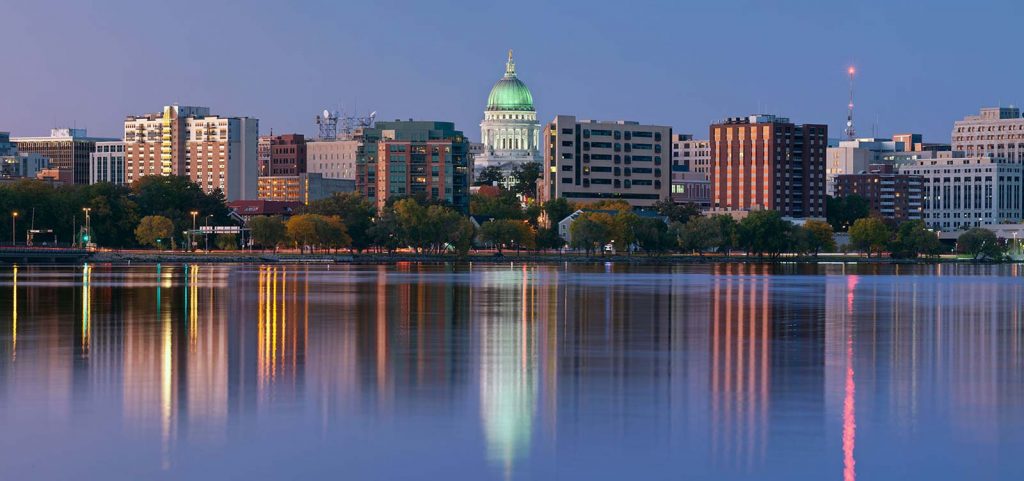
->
xmin=845 ymin=66 xmax=856 ymax=140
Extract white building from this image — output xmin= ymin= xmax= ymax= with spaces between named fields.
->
xmin=475 ymin=51 xmax=541 ymax=181
xmin=825 ymin=138 xmax=904 ymax=196
xmin=671 ymin=134 xmax=710 ymax=179
xmin=902 ymin=152 xmax=1022 ymax=231
xmin=306 ymin=139 xmax=359 ymax=180
xmin=89 ymin=141 xmax=125 ymax=184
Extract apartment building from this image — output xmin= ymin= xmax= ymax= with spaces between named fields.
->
xmin=89 ymin=141 xmax=125 ymax=184
xmin=833 ymin=164 xmax=923 ymax=222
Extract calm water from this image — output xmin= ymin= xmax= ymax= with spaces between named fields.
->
xmin=0 ymin=262 xmax=1022 ymax=480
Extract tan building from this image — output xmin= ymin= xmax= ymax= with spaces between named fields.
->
xmin=123 ymin=105 xmax=259 ymax=200
xmin=539 ymin=115 xmax=671 ymax=207
xmin=952 ymin=106 xmax=1024 ymax=162
xmin=672 ymin=134 xmax=711 ymax=179
xmin=307 ymin=139 xmax=359 ymax=180
xmin=710 ymin=114 xmax=827 ymax=217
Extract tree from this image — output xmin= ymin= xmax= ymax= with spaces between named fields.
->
xmin=474 ymin=166 xmax=505 ymax=186
xmin=957 ymin=227 xmax=1002 ymax=260
xmin=801 ymin=220 xmax=836 ymax=256
xmin=827 ymin=195 xmax=871 ymax=232
xmin=652 ymin=199 xmax=700 ymax=224
xmin=542 ymin=198 xmax=574 ymax=227
xmin=480 ymin=219 xmax=527 ymax=254
xmin=535 ymin=226 xmax=564 ymax=251
xmin=609 ymin=211 xmax=638 ymax=254
xmin=131 ymin=175 xmax=231 ymax=242
xmin=632 ymin=217 xmax=673 ymax=255
xmin=849 ymin=217 xmax=891 ymax=257
xmin=449 ymin=217 xmax=477 ymax=256
xmin=368 ymin=207 xmax=402 ymax=254
xmin=215 ymin=233 xmax=238 ymax=250
xmin=249 ymin=216 xmax=288 ymax=251
xmin=135 ymin=215 xmax=174 ymax=249
xmin=889 ymin=220 xmax=943 ymax=259
xmin=470 ymin=191 xmax=524 ymax=220
xmin=676 ymin=216 xmax=719 ymax=255
xmin=302 ymin=192 xmax=375 ymax=252
xmin=569 ymin=212 xmax=613 ymax=255
xmin=710 ymin=215 xmax=738 ymax=255
xmin=315 ymin=215 xmax=351 ymax=252
xmin=510 ymin=161 xmax=542 ymax=199
xmin=737 ymin=210 xmax=793 ymax=258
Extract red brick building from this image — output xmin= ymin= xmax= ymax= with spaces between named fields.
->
xmin=259 ymin=134 xmax=307 ymax=176
xmin=834 ymin=164 xmax=923 ymax=222
xmin=710 ymin=115 xmax=827 ymax=217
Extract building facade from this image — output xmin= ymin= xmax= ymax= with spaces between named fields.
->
xmin=0 ymin=132 xmax=49 ymax=179
xmin=672 ymin=134 xmax=711 ymax=178
xmin=833 ymin=164 xmax=923 ymax=222
xmin=258 ymin=133 xmax=306 ymax=176
xmin=307 ymin=139 xmax=360 ymax=180
xmin=475 ymin=51 xmax=542 ymax=179
xmin=258 ymin=172 xmax=355 ymax=204
xmin=710 ymin=114 xmax=827 ymax=217
xmin=825 ymin=138 xmax=904 ymax=195
xmin=902 ymin=152 xmax=1023 ymax=231
xmin=89 ymin=141 xmax=125 ymax=185
xmin=671 ymin=171 xmax=712 ymax=208
xmin=370 ymin=121 xmax=471 ymax=212
xmin=952 ymin=107 xmax=1024 ymax=162
xmin=123 ymin=105 xmax=259 ymax=200
xmin=12 ymin=128 xmax=114 ymax=184
xmin=539 ymin=115 xmax=672 ymax=207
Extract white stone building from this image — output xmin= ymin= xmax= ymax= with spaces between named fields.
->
xmin=475 ymin=51 xmax=541 ymax=181
xmin=89 ymin=141 xmax=125 ymax=184
xmin=902 ymin=152 xmax=1023 ymax=231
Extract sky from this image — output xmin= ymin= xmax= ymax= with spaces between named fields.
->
xmin=2 ymin=0 xmax=1022 ymax=143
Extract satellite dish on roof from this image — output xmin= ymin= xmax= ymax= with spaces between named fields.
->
xmin=323 ymin=109 xmax=331 ymax=119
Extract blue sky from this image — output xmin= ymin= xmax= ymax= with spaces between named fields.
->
xmin=2 ymin=0 xmax=1021 ymax=142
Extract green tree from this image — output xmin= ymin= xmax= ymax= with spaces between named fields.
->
xmin=710 ymin=215 xmax=738 ymax=255
xmin=286 ymin=214 xmax=321 ymax=252
xmin=569 ymin=212 xmax=613 ymax=255
xmin=249 ymin=216 xmax=288 ymax=251
xmin=470 ymin=191 xmax=524 ymax=220
xmin=957 ymin=227 xmax=1002 ymax=260
xmin=801 ymin=220 xmax=836 ymax=256
xmin=480 ymin=219 xmax=526 ymax=254
xmin=827 ymin=195 xmax=871 ymax=232
xmin=737 ymin=210 xmax=793 ymax=258
xmin=889 ymin=220 xmax=943 ymax=259
xmin=132 ymin=176 xmax=231 ymax=241
xmin=368 ymin=207 xmax=402 ymax=254
xmin=135 ymin=215 xmax=174 ymax=249
xmin=392 ymin=198 xmax=430 ymax=253
xmin=542 ymin=198 xmax=574 ymax=227
xmin=215 ymin=233 xmax=238 ymax=250
xmin=652 ymin=199 xmax=700 ymax=224
xmin=610 ymin=211 xmax=639 ymax=254
xmin=474 ymin=166 xmax=505 ymax=186
xmin=849 ymin=217 xmax=891 ymax=257
xmin=302 ymin=192 xmax=375 ymax=252
xmin=535 ymin=226 xmax=564 ymax=251
xmin=632 ymin=217 xmax=673 ymax=255
xmin=676 ymin=216 xmax=719 ymax=255
xmin=510 ymin=161 xmax=542 ymax=199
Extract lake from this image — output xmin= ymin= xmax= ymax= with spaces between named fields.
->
xmin=0 ymin=262 xmax=1022 ymax=480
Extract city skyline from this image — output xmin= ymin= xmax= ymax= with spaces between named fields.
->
xmin=4 ymin=0 xmax=1023 ymax=143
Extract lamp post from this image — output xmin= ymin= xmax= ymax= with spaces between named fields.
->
xmin=82 ymin=207 xmax=92 ymax=247
xmin=190 ymin=211 xmax=199 ymax=251
xmin=205 ymin=215 xmax=213 ymax=252
xmin=11 ymin=212 xmax=18 ymax=245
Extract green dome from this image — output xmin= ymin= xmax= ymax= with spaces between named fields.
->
xmin=486 ymin=51 xmax=535 ymax=112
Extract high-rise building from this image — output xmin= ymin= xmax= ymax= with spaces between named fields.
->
xmin=902 ymin=152 xmax=1023 ymax=231
xmin=12 ymin=128 xmax=115 ymax=184
xmin=475 ymin=50 xmax=542 ymax=180
xmin=258 ymin=133 xmax=306 ymax=176
xmin=538 ymin=115 xmax=671 ymax=207
xmin=123 ymin=105 xmax=259 ymax=200
xmin=834 ymin=164 xmax=923 ymax=222
xmin=952 ymin=107 xmax=1024 ymax=162
xmin=367 ymin=120 xmax=471 ymax=212
xmin=710 ymin=114 xmax=827 ymax=217
xmin=89 ymin=141 xmax=125 ymax=185
xmin=307 ymin=139 xmax=360 ymax=180
xmin=825 ymin=138 xmax=904 ymax=196
xmin=258 ymin=172 xmax=355 ymax=204
xmin=672 ymin=134 xmax=711 ymax=178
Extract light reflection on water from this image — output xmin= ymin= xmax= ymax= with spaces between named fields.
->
xmin=0 ymin=262 xmax=1022 ymax=480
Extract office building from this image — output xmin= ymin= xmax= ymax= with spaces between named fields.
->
xmin=952 ymin=107 xmax=1024 ymax=162
xmin=368 ymin=120 xmax=471 ymax=211
xmin=307 ymin=138 xmax=359 ymax=180
xmin=833 ymin=164 xmax=923 ymax=222
xmin=0 ymin=132 xmax=49 ymax=179
xmin=902 ymin=152 xmax=1022 ymax=231
xmin=12 ymin=128 xmax=115 ymax=184
xmin=672 ymin=134 xmax=711 ymax=178
xmin=89 ymin=141 xmax=125 ymax=185
xmin=539 ymin=115 xmax=671 ymax=207
xmin=475 ymin=50 xmax=542 ymax=182
xmin=825 ymin=138 xmax=903 ymax=196
xmin=123 ymin=105 xmax=259 ymax=200
xmin=258 ymin=172 xmax=355 ymax=204
xmin=258 ymin=133 xmax=306 ymax=176
xmin=671 ymin=171 xmax=712 ymax=208
xmin=710 ymin=114 xmax=827 ymax=217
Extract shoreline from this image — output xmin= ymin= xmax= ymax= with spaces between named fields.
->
xmin=81 ymin=251 xmax=1013 ymax=265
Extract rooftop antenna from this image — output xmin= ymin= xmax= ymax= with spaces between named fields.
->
xmin=845 ymin=66 xmax=856 ymax=140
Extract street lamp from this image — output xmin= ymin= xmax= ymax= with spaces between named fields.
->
xmin=190 ymin=211 xmax=199 ymax=251
xmin=82 ymin=207 xmax=92 ymax=247
xmin=205 ymin=214 xmax=213 ymax=251
xmin=10 ymin=212 xmax=17 ymax=245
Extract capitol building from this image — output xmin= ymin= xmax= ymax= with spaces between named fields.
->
xmin=475 ymin=50 xmax=541 ymax=178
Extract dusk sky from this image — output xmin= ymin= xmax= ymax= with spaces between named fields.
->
xmin=3 ymin=0 xmax=1021 ymax=142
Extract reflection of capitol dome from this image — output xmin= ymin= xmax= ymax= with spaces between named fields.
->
xmin=475 ymin=50 xmax=542 ymax=177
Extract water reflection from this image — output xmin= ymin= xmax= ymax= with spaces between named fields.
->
xmin=0 ymin=263 xmax=1021 ymax=480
